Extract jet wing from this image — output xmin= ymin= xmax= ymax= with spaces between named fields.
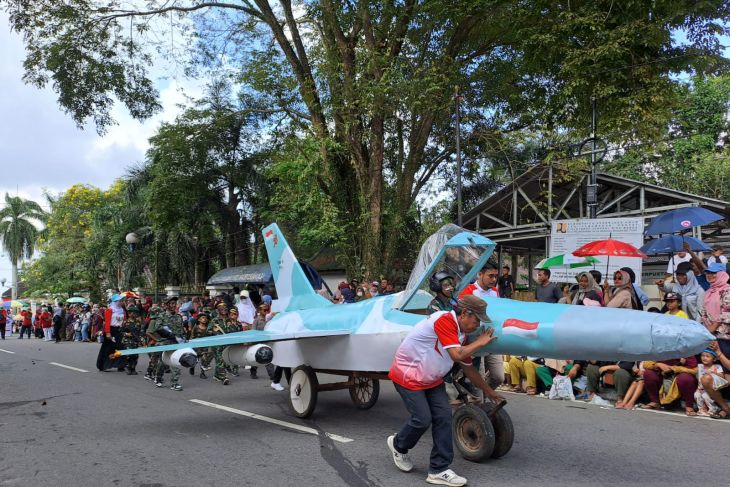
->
xmin=119 ymin=329 xmax=352 ymax=356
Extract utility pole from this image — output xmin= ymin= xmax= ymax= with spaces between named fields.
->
xmin=455 ymin=86 xmax=463 ymax=226
xmin=575 ymin=98 xmax=606 ymax=219
xmin=589 ymin=98 xmax=598 ymax=218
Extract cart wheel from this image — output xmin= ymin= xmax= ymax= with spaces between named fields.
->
xmin=348 ymin=377 xmax=380 ymax=410
xmin=452 ymin=404 xmax=495 ymax=462
xmin=478 ymin=402 xmax=514 ymax=459
xmin=289 ymin=365 xmax=318 ymax=418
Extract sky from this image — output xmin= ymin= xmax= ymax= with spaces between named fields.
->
xmin=0 ymin=12 xmax=204 ymax=295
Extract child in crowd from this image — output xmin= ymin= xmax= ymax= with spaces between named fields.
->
xmin=695 ymin=348 xmax=728 ymax=416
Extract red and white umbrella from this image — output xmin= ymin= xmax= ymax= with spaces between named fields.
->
xmin=573 ymin=239 xmax=647 ymax=276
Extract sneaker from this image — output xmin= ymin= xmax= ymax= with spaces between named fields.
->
xmin=271 ymin=382 xmax=285 ymax=391
xmin=223 ymin=378 xmax=230 ymax=386
xmin=199 ymin=370 xmax=207 ymax=379
xmin=155 ymin=380 xmax=164 ymax=388
xmin=426 ymin=469 xmax=467 ymax=486
xmin=170 ymin=384 xmax=183 ymax=391
xmin=386 ymin=435 xmax=413 ymax=472
xmin=144 ymin=374 xmax=153 ymax=381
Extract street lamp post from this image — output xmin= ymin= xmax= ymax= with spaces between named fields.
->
xmin=126 ymin=230 xmax=159 ymax=303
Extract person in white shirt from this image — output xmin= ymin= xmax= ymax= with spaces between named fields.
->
xmin=665 ymin=251 xmax=692 ymax=278
xmin=708 ymin=246 xmax=727 ymax=266
xmin=236 ymin=290 xmax=256 ymax=328
xmin=387 ymin=295 xmax=503 ymax=487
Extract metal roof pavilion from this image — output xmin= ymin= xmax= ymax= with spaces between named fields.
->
xmin=461 ymin=164 xmax=730 ymax=253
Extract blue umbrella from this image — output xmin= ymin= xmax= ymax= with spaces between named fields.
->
xmin=645 ymin=207 xmax=723 ymax=236
xmin=640 ymin=235 xmax=712 ymax=256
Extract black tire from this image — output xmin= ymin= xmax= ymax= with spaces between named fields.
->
xmin=452 ymin=404 xmax=495 ymax=462
xmin=348 ymin=377 xmax=380 ymax=410
xmin=289 ymin=365 xmax=318 ymax=418
xmin=478 ymin=402 xmax=514 ymax=459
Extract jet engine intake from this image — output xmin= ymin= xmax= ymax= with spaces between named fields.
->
xmin=162 ymin=348 xmax=198 ymax=368
xmin=222 ymin=344 xmax=274 ymax=367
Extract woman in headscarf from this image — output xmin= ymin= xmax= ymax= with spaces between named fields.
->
xmin=571 ymin=271 xmax=604 ymax=306
xmin=605 ymin=270 xmax=637 ymax=309
xmin=700 ymin=263 xmax=730 ymax=419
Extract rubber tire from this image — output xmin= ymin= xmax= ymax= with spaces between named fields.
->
xmin=452 ymin=404 xmax=496 ymax=462
xmin=289 ymin=365 xmax=318 ymax=418
xmin=478 ymin=402 xmax=514 ymax=459
xmin=348 ymin=377 xmax=380 ymax=410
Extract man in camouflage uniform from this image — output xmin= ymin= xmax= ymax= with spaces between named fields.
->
xmin=190 ymin=311 xmax=213 ymax=379
xmin=225 ymin=307 xmax=243 ymax=377
xmin=121 ymin=306 xmax=143 ymax=375
xmin=144 ymin=305 xmax=165 ymax=381
xmin=155 ymin=296 xmax=185 ymax=391
xmin=208 ymin=302 xmax=237 ymax=385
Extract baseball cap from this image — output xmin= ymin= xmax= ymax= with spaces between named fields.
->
xmin=457 ymin=295 xmax=491 ymax=323
xmin=705 ymin=262 xmax=725 ymax=273
xmin=240 ymin=290 xmax=250 ymax=298
xmin=663 ymin=292 xmax=681 ymax=302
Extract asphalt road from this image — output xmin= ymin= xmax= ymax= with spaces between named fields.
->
xmin=1 ymin=338 xmax=728 ymax=487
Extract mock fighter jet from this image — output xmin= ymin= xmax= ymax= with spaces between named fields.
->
xmin=119 ymin=223 xmax=713 ymax=418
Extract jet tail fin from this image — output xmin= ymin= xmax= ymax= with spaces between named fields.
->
xmin=263 ymin=223 xmax=333 ymax=312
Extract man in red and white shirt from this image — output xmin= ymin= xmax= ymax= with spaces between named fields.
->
xmin=387 ymin=295 xmax=504 ymax=487
xmin=459 ymin=261 xmax=504 ymax=389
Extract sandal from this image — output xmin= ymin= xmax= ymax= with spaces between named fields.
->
xmin=640 ymin=402 xmax=660 ymax=410
xmin=685 ymin=409 xmax=697 ymax=417
xmin=710 ymin=410 xmax=730 ymax=420
xmin=526 ymin=387 xmax=537 ymax=396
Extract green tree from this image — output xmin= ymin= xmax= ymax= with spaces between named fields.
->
xmin=605 ymin=74 xmax=730 ymax=200
xmin=5 ymin=1 xmax=730 ymax=275
xmin=0 ymin=194 xmax=45 ymax=299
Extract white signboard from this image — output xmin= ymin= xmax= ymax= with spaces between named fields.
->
xmin=548 ymin=218 xmax=644 ymax=283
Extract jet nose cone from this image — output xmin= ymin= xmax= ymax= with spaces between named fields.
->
xmin=650 ymin=314 xmax=714 ymax=360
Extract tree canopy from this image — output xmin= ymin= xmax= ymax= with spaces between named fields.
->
xmin=5 ymin=0 xmax=730 ymax=276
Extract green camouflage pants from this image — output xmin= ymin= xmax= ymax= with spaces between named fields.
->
xmin=213 ymin=347 xmax=227 ymax=380
xmin=147 ymin=352 xmax=161 ymax=376
xmin=199 ymin=348 xmax=213 ymax=368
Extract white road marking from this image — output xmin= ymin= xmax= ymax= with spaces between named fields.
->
xmin=189 ymin=399 xmax=354 ymax=443
xmin=49 ymin=362 xmax=89 ymax=373
xmin=0 ymin=348 xmax=15 ymax=354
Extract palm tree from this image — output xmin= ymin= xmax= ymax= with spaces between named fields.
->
xmin=0 ymin=194 xmax=46 ymax=299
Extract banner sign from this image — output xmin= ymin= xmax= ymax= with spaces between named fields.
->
xmin=548 ymin=218 xmax=644 ymax=283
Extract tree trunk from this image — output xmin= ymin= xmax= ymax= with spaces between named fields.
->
xmin=11 ymin=261 xmax=18 ymax=300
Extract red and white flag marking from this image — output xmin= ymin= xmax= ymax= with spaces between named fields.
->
xmin=502 ymin=319 xmax=539 ymax=339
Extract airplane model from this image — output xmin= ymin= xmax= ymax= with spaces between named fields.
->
xmin=120 ymin=223 xmax=713 ymax=425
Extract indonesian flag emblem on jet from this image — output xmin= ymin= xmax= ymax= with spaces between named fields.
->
xmin=502 ymin=319 xmax=539 ymax=339
xmin=265 ymin=229 xmax=278 ymax=247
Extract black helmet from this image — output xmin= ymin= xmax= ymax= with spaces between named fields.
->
xmin=429 ymin=271 xmax=454 ymax=293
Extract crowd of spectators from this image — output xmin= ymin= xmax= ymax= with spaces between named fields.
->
xmin=500 ymin=253 xmax=730 ymax=420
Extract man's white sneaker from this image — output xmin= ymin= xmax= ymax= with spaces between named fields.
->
xmin=271 ymin=382 xmax=285 ymax=391
xmin=426 ymin=469 xmax=467 ymax=486
xmin=386 ymin=434 xmax=413 ymax=472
